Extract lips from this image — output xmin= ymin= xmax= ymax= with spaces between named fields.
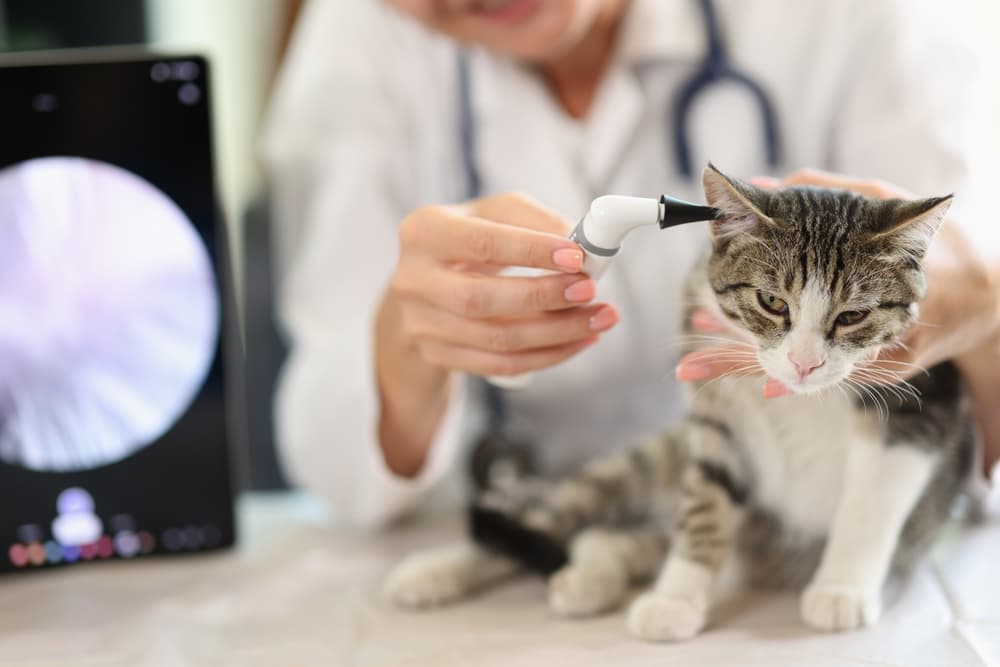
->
xmin=469 ymin=0 xmax=543 ymax=24
xmin=475 ymin=0 xmax=516 ymax=9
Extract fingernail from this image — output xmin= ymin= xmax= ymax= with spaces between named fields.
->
xmin=676 ymin=362 xmax=712 ymax=382
xmin=553 ymin=248 xmax=583 ymax=271
xmin=762 ymin=378 xmax=790 ymax=398
xmin=564 ymin=279 xmax=595 ymax=303
xmin=589 ymin=306 xmax=618 ymax=331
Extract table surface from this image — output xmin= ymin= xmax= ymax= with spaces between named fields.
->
xmin=1 ymin=492 xmax=998 ymax=667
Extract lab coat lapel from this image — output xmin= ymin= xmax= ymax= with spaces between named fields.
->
xmin=581 ymin=67 xmax=644 ymax=195
xmin=472 ymin=49 xmax=591 ymax=213
xmin=581 ymin=0 xmax=703 ymax=194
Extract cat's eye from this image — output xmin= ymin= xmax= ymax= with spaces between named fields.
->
xmin=835 ymin=310 xmax=869 ymax=327
xmin=756 ymin=291 xmax=788 ymax=316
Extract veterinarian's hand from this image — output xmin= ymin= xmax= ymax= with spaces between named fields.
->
xmin=676 ymin=169 xmax=1000 ymax=473
xmin=376 ymin=193 xmax=618 ymax=476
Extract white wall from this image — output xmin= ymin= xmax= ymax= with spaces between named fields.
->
xmin=970 ymin=0 xmax=1000 ymax=129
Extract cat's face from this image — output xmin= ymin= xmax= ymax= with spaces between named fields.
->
xmin=702 ymin=165 xmax=951 ymax=394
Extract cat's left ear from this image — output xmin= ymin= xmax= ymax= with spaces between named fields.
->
xmin=870 ymin=195 xmax=953 ymax=258
xmin=702 ymin=163 xmax=777 ymax=244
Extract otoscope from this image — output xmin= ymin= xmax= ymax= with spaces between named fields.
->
xmin=489 ymin=194 xmax=720 ymax=389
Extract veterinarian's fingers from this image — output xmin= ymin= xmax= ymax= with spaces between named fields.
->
xmin=748 ymin=176 xmax=780 ymax=189
xmin=781 ymin=169 xmax=916 ymax=201
xmin=464 ymin=192 xmax=574 ymax=236
xmin=402 ymin=301 xmax=617 ymax=352
xmin=691 ymin=308 xmax=728 ymax=333
xmin=762 ymin=378 xmax=791 ymax=399
xmin=675 ymin=347 xmax=762 ymax=382
xmin=419 ymin=335 xmax=599 ymax=377
xmin=401 ymin=207 xmax=583 ymax=272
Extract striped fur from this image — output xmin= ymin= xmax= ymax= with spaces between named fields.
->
xmin=386 ymin=166 xmax=975 ymax=641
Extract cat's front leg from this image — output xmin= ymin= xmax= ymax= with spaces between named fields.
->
xmin=627 ymin=419 xmax=747 ymax=642
xmin=548 ymin=526 xmax=668 ymax=617
xmin=384 ymin=541 xmax=521 ymax=609
xmin=801 ymin=441 xmax=936 ymax=632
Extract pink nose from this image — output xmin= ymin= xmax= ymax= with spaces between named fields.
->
xmin=788 ymin=353 xmax=825 ymax=381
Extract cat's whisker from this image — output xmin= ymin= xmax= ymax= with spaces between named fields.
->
xmin=670 ymin=347 xmax=757 ymax=357
xmin=844 ymin=376 xmax=888 ymax=422
xmin=853 ymin=370 xmax=923 ymax=409
xmin=854 ymin=364 xmax=922 ymax=394
xmin=861 ymin=358 xmax=931 ymax=378
xmin=853 ymin=369 xmax=907 ymax=400
xmin=672 ymin=335 xmax=756 ymax=348
xmin=882 ymin=339 xmax=914 ymax=355
xmin=690 ymin=363 xmax=762 ymax=399
xmin=838 ymin=376 xmax=868 ymax=410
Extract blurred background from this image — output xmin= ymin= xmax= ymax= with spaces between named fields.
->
xmin=2 ymin=0 xmax=998 ymax=492
xmin=0 ymin=0 xmax=303 ymax=491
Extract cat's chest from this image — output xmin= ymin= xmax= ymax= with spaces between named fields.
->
xmin=724 ymin=383 xmax=859 ymax=535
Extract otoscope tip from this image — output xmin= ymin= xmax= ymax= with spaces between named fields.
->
xmin=658 ymin=195 xmax=721 ymax=229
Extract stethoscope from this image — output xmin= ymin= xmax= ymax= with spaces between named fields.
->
xmin=461 ymin=0 xmax=781 ymax=489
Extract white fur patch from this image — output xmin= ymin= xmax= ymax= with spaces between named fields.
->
xmin=383 ymin=542 xmax=519 ymax=609
xmin=627 ymin=557 xmax=713 ymax=641
xmin=801 ymin=441 xmax=935 ymax=631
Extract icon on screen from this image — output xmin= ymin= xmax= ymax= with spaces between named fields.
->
xmin=51 ymin=487 xmax=102 ymax=546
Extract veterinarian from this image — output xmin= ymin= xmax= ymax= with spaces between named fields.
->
xmin=262 ymin=0 xmax=1000 ymax=525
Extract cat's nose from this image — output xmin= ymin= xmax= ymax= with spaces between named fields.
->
xmin=788 ymin=353 xmax=826 ymax=381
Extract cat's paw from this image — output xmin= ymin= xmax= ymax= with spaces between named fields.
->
xmin=547 ymin=563 xmax=627 ymax=617
xmin=800 ymin=582 xmax=881 ymax=632
xmin=626 ymin=592 xmax=707 ymax=642
xmin=382 ymin=552 xmax=473 ymax=610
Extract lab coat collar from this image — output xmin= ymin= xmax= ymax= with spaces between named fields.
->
xmin=466 ymin=0 xmax=706 ymax=202
xmin=579 ymin=0 xmax=703 ymax=194
xmin=616 ymin=0 xmax=704 ymax=66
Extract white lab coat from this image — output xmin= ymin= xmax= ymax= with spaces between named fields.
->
xmin=261 ymin=0 xmax=997 ymax=527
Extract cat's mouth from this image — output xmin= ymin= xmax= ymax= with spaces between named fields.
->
xmin=757 ymin=356 xmax=851 ymax=395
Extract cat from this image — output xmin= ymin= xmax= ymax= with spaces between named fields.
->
xmin=383 ymin=164 xmax=975 ymax=642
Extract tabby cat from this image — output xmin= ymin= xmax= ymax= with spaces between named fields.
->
xmin=384 ymin=165 xmax=974 ymax=642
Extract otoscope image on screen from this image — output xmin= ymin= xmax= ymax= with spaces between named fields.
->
xmin=0 ymin=157 xmax=219 ymax=473
xmin=0 ymin=56 xmax=235 ymax=573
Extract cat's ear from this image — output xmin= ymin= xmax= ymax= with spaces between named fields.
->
xmin=702 ymin=163 xmax=775 ymax=243
xmin=870 ymin=195 xmax=953 ymax=258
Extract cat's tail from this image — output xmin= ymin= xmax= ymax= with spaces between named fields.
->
xmin=469 ymin=425 xmax=686 ymax=575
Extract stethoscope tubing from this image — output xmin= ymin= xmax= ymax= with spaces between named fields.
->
xmin=455 ymin=0 xmax=781 ymax=482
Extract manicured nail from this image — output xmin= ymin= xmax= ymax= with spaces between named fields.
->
xmin=762 ymin=378 xmax=790 ymax=398
xmin=589 ymin=306 xmax=618 ymax=331
xmin=564 ymin=279 xmax=595 ymax=303
xmin=676 ymin=361 xmax=712 ymax=382
xmin=553 ymin=248 xmax=584 ymax=271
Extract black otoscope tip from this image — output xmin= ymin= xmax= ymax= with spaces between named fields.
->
xmin=658 ymin=195 xmax=721 ymax=229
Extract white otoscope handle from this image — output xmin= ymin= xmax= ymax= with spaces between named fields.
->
xmin=487 ymin=195 xmax=660 ymax=390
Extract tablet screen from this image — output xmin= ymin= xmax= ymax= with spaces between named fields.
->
xmin=0 ymin=54 xmax=236 ymax=572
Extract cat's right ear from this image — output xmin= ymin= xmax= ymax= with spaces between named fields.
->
xmin=702 ymin=163 xmax=775 ymax=243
